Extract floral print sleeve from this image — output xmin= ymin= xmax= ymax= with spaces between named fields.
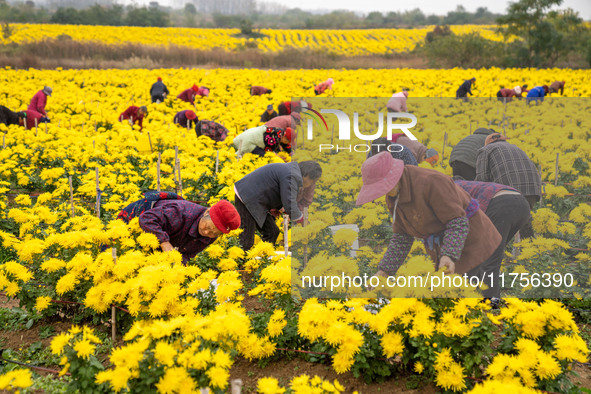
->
xmin=378 ymin=233 xmax=414 ymax=275
xmin=440 ymin=216 xmax=469 ymax=262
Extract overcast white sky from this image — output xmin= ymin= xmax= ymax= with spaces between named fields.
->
xmin=283 ymin=0 xmax=591 ymax=20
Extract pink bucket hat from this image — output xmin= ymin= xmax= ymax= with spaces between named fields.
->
xmin=356 ymin=152 xmax=405 ymax=206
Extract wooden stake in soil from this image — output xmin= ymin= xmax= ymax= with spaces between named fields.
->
xmin=539 ymin=164 xmax=543 ymax=206
xmin=442 ymin=132 xmax=448 ymax=162
xmin=147 ymin=131 xmax=154 ymax=153
xmin=35 ymin=118 xmax=38 ymax=136
xmin=215 ymin=150 xmax=219 ymax=174
xmin=175 ymin=146 xmax=182 ymax=197
xmin=330 ymin=125 xmax=334 ymax=146
xmin=95 ymin=167 xmax=100 ymax=218
xmin=174 ymin=146 xmax=179 ymax=193
xmin=283 ymin=214 xmax=289 ymax=257
xmin=45 ymin=121 xmax=48 ymax=134
xmin=111 ymin=247 xmax=117 ymax=343
xmin=554 ymin=153 xmax=560 ymax=186
xmin=230 ymin=379 xmax=242 ymax=394
xmin=303 ymin=207 xmax=308 ymax=267
xmin=157 ymin=152 xmax=161 ymax=192
xmin=68 ymin=176 xmax=75 ymax=217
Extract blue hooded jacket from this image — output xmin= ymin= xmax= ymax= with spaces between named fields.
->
xmin=526 ymin=86 xmax=546 ymax=103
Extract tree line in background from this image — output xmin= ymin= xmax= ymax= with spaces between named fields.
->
xmin=0 ymin=1 xmax=503 ymax=28
xmin=420 ymin=1 xmax=591 ymax=68
xmin=0 ymin=0 xmax=589 ymax=68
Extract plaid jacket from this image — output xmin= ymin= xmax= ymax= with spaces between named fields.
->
xmin=449 ymin=128 xmax=493 ymax=168
xmin=475 ymin=142 xmax=541 ymax=198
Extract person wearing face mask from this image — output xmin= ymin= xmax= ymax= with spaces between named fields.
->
xmin=356 ymin=152 xmax=502 ymax=296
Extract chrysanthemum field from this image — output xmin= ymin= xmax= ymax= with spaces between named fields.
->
xmin=0 ymin=67 xmax=590 ymax=393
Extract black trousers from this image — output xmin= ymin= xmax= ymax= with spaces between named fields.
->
xmin=451 ymin=161 xmax=477 ymax=181
xmin=235 ymin=197 xmax=280 ymax=251
xmin=151 ymin=94 xmax=165 ymax=103
xmin=467 ymin=194 xmax=531 ymax=298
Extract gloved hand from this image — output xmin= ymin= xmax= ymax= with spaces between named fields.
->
xmin=295 ymin=217 xmax=304 ymax=225
xmin=269 ymin=209 xmax=281 ymax=218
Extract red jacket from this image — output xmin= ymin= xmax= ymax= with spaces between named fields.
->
xmin=314 ymin=81 xmax=330 ymax=94
xmin=265 ymin=115 xmax=292 ymax=129
xmin=177 ymin=88 xmax=196 ymax=104
xmin=28 ymin=90 xmax=47 ymax=116
xmin=119 ymin=106 xmax=145 ymax=129
xmin=21 ymin=110 xmax=44 ymax=130
xmin=196 ymin=87 xmax=209 ymax=97
xmin=499 ymin=88 xmax=517 ymax=102
xmin=251 ymin=86 xmax=270 ymax=95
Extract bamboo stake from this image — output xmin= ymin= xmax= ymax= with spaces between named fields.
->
xmin=178 ymin=162 xmax=183 ymax=197
xmin=303 ymin=207 xmax=308 ymax=267
xmin=157 ymin=152 xmax=161 ymax=192
xmin=539 ymin=164 xmax=543 ymax=206
xmin=45 ymin=121 xmax=48 ymax=134
xmin=230 ymin=379 xmax=242 ymax=394
xmin=95 ymin=167 xmax=100 ymax=218
xmin=330 ymin=125 xmax=334 ymax=146
xmin=111 ymin=247 xmax=117 ymax=343
xmin=147 ymin=131 xmax=154 ymax=153
xmin=69 ymin=176 xmax=75 ymax=217
xmin=554 ymin=153 xmax=560 ymax=186
xmin=174 ymin=146 xmax=179 ymax=191
xmin=442 ymin=132 xmax=448 ymax=162
xmin=215 ymin=150 xmax=219 ymax=174
xmin=283 ymin=214 xmax=289 ymax=257
xmin=512 ymin=231 xmax=521 ymax=260
xmin=175 ymin=146 xmax=182 ymax=197
xmin=35 ymin=118 xmax=38 ymax=136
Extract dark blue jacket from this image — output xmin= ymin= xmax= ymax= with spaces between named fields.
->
xmin=235 ymin=162 xmax=302 ymax=227
xmin=150 ymin=81 xmax=169 ymax=99
xmin=456 ymin=80 xmax=474 ymax=97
